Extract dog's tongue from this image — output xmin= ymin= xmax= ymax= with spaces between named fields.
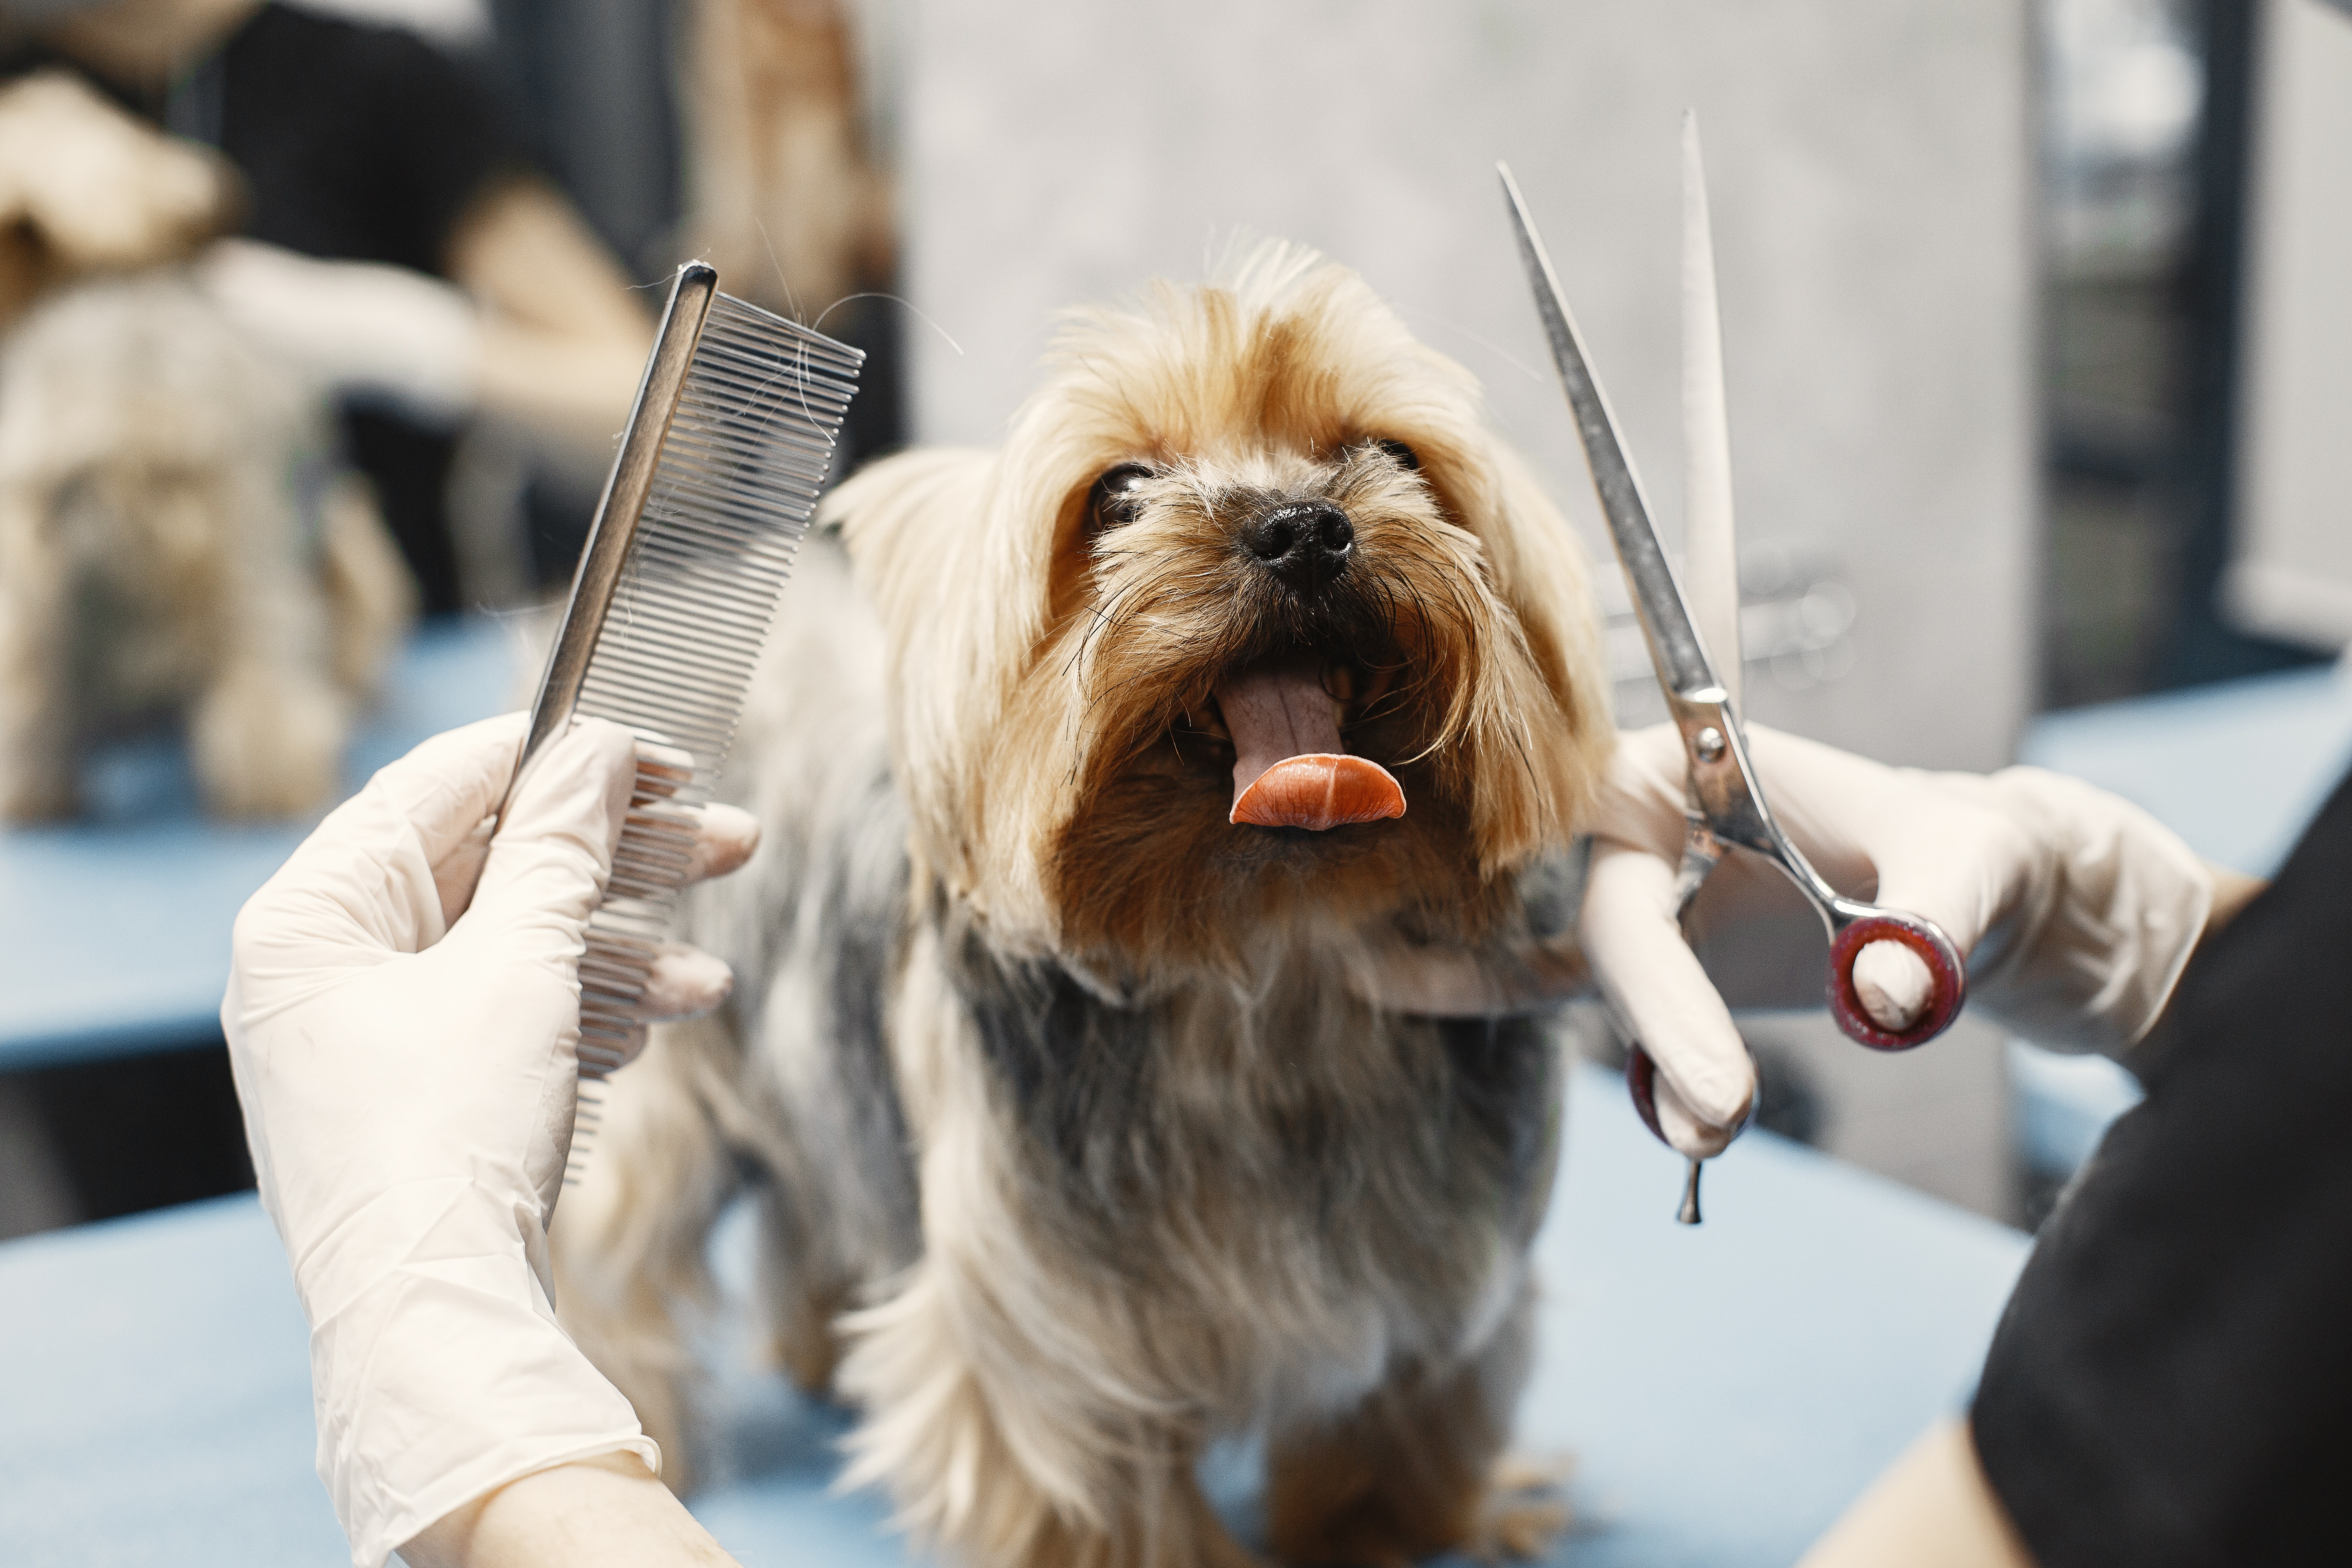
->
xmin=1216 ymin=659 xmax=1406 ymax=831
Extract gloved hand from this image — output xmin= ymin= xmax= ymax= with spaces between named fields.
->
xmin=196 ymin=237 xmax=480 ymax=424
xmin=224 ymin=713 xmax=757 ymax=1568
xmin=1582 ymin=723 xmax=2216 ymax=1156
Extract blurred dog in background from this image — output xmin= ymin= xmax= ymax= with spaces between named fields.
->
xmin=557 ymin=243 xmax=1610 ymax=1568
xmin=0 ymin=275 xmax=412 ymax=821
xmin=0 ymin=75 xmax=411 ymax=822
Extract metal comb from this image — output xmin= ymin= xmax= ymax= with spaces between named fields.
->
xmin=500 ymin=262 xmax=862 ymax=1191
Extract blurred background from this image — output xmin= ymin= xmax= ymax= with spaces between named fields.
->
xmin=2 ymin=0 xmax=2348 ymax=1240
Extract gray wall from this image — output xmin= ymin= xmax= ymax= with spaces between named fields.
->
xmin=896 ymin=0 xmax=2035 ymax=770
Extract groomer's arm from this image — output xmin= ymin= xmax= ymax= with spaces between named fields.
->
xmin=444 ymin=178 xmax=655 ymax=465
xmin=1797 ymin=866 xmax=2261 ymax=1568
xmin=195 ymin=179 xmax=653 ymax=473
xmin=1798 ymin=1420 xmax=2034 ymax=1568
xmin=401 ymin=1454 xmax=737 ymax=1568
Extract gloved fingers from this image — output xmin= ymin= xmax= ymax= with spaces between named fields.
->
xmin=234 ymin=714 xmax=529 ymax=967
xmin=1855 ymin=802 xmax=2028 ymax=951
xmin=1842 ymin=794 xmax=2036 ymax=1037
xmin=421 ymin=734 xmax=761 ymax=927
xmin=1668 ymin=726 xmax=2036 ymax=1033
xmin=1584 ymin=723 xmax=1695 ymax=862
xmin=432 ymin=729 xmax=753 ymax=954
xmin=1589 ymin=723 xmax=1883 ymax=916
xmin=637 ymin=941 xmax=736 ymax=1022
xmin=376 ymin=712 xmax=530 ymax=869
xmin=1581 ymin=842 xmax=1754 ymax=1156
xmin=1851 ymin=940 xmax=1936 ymax=1031
xmin=462 ymin=718 xmax=639 ymax=949
xmin=684 ymin=803 xmax=762 ymax=884
xmin=1649 ymin=1062 xmax=1743 ymax=1156
xmin=628 ymin=738 xmax=697 ymax=800
xmin=606 ymin=741 xmax=758 ymax=892
xmin=1723 ymin=726 xmax=1885 ymax=896
xmin=1734 ymin=726 xmax=2036 ymax=959
xmin=432 ymin=815 xmax=496 ymax=933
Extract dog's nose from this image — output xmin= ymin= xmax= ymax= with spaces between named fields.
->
xmin=1241 ymin=501 xmax=1354 ymax=594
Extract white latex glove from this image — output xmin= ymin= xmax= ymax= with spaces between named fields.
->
xmin=223 ymin=713 xmax=757 ymax=1568
xmin=196 ymin=237 xmax=480 ymax=424
xmin=1583 ymin=723 xmax=2214 ymax=1157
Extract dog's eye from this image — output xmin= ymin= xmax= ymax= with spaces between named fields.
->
xmin=1089 ymin=463 xmax=1154 ymax=532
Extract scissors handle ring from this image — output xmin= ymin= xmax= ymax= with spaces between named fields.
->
xmin=1825 ymin=908 xmax=1966 ymax=1051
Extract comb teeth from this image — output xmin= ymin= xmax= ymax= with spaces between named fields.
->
xmin=557 ymin=285 xmax=863 ymax=1191
xmin=573 ymin=294 xmax=862 ymax=791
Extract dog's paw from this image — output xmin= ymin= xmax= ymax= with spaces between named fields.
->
xmin=1461 ymin=1452 xmax=1572 ymax=1564
xmin=191 ymin=667 xmax=347 ymax=820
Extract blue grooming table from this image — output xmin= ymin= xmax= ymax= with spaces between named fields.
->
xmin=2007 ymin=662 xmax=2352 ymax=1176
xmin=0 ymin=1062 xmax=2027 ymax=1568
xmin=0 ymin=619 xmax=525 ymax=1070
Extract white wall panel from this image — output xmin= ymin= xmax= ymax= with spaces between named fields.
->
xmin=2230 ymin=0 xmax=2352 ymax=649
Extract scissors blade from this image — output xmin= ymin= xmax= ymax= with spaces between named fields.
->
xmin=1498 ymin=162 xmax=1726 ymax=707
xmin=1680 ymin=112 xmax=1742 ymax=712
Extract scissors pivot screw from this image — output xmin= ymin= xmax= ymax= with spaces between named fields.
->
xmin=1693 ymin=726 xmax=1726 ymax=762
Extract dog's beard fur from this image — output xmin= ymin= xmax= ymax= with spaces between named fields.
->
xmin=1052 ymin=443 xmax=1567 ymax=977
xmin=555 ymin=243 xmax=1609 ymax=1568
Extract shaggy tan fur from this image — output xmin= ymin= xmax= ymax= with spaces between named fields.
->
xmin=0 ymin=274 xmax=412 ymax=821
xmin=555 ymin=244 xmax=1609 ymax=1566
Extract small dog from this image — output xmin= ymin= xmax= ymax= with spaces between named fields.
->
xmin=0 ymin=274 xmax=414 ymax=821
xmin=557 ymin=243 xmax=1613 ymax=1568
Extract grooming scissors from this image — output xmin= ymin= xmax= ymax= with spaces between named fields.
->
xmin=1499 ymin=140 xmax=1965 ymax=1223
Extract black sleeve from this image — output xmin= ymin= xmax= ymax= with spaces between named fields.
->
xmin=219 ymin=4 xmax=529 ymax=276
xmin=1970 ymin=770 xmax=2352 ymax=1568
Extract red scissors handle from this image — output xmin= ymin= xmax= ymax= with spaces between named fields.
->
xmin=1824 ymin=904 xmax=1966 ymax=1051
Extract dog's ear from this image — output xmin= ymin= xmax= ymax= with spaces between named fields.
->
xmin=820 ymin=447 xmax=1030 ymax=898
xmin=1462 ymin=438 xmax=1617 ymax=851
xmin=820 ymin=445 xmax=1005 ymax=697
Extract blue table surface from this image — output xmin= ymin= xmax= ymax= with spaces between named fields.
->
xmin=0 ymin=619 xmax=526 ymax=1069
xmin=0 ymin=1062 xmax=2027 ymax=1568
